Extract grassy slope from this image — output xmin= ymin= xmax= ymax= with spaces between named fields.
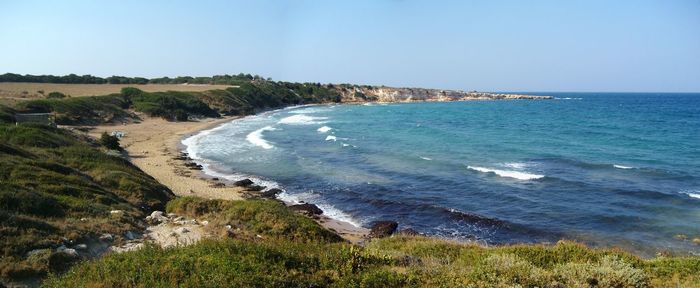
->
xmin=0 ymin=121 xmax=174 ymax=279
xmin=45 ymin=197 xmax=700 ymax=287
xmin=12 ymin=81 xmax=341 ymax=125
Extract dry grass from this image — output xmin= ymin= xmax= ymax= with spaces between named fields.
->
xmin=0 ymin=83 xmax=232 ymax=105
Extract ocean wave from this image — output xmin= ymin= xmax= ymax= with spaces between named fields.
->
xmin=681 ymin=190 xmax=700 ymax=200
xmin=181 ymin=121 xmax=232 ymax=160
xmin=288 ymin=107 xmax=328 ymax=114
xmin=325 ymin=135 xmax=337 ymax=141
xmin=278 ymin=114 xmax=328 ymax=125
xmin=554 ymin=97 xmax=583 ymax=100
xmin=420 ymin=156 xmax=432 ymax=161
xmin=613 ymin=164 xmax=634 ymax=169
xmin=502 ymin=162 xmax=527 ymax=169
xmin=276 ymin=191 xmax=361 ymax=227
xmin=467 ymin=166 xmax=544 ymax=180
xmin=317 ymin=126 xmax=332 ymax=133
xmin=246 ymin=126 xmax=276 ymax=149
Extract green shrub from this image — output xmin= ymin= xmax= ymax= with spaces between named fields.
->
xmin=99 ymin=132 xmax=120 ymax=150
xmin=46 ymin=92 xmax=67 ymax=99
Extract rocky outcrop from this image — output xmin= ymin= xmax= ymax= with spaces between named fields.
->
xmin=289 ymin=204 xmax=323 ymax=215
xmin=368 ymin=221 xmax=398 ymax=238
xmin=335 ymin=86 xmax=552 ymax=103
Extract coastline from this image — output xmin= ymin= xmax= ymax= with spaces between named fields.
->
xmin=89 ymin=110 xmax=369 ymax=243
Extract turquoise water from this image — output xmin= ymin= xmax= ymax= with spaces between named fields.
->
xmin=184 ymin=93 xmax=700 ymax=255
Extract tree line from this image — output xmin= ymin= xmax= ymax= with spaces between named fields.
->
xmin=0 ymin=73 xmax=268 ymax=85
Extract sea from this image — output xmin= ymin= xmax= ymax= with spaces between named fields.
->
xmin=183 ymin=93 xmax=700 ymax=256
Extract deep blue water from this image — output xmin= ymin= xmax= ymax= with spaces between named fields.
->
xmin=183 ymin=93 xmax=700 ymax=256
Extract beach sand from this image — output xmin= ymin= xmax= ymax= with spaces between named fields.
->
xmin=88 ymin=116 xmax=246 ymax=200
xmin=87 ymin=115 xmax=368 ymax=243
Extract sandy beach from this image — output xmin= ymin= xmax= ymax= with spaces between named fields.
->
xmin=88 ymin=115 xmax=246 ymax=200
xmin=87 ymin=114 xmax=368 ymax=243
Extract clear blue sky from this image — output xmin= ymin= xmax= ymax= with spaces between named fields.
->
xmin=1 ymin=0 xmax=698 ymax=92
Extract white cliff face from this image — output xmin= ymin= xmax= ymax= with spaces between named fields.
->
xmin=335 ymin=86 xmax=552 ymax=103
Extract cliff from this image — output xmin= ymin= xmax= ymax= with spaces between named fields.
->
xmin=334 ymin=85 xmax=553 ymax=102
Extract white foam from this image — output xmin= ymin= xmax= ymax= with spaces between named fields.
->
xmin=325 ymin=135 xmax=337 ymax=141
xmin=276 ymin=191 xmax=361 ymax=227
xmin=503 ymin=162 xmax=526 ymax=169
xmin=181 ymin=121 xmax=233 ymax=160
xmin=613 ymin=164 xmax=633 ymax=169
xmin=467 ymin=166 xmax=544 ymax=180
xmin=278 ymin=114 xmax=327 ymax=125
xmin=681 ymin=190 xmax=700 ymax=200
xmin=420 ymin=156 xmax=432 ymax=161
xmin=246 ymin=126 xmax=276 ymax=149
xmin=554 ymin=97 xmax=583 ymax=100
xmin=317 ymin=126 xmax=332 ymax=133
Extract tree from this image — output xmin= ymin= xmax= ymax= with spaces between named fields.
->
xmin=99 ymin=132 xmax=121 ymax=150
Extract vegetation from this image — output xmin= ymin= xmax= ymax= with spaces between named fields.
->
xmin=1 ymin=73 xmax=266 ymax=85
xmin=44 ymin=197 xmax=700 ymax=287
xmin=99 ymin=132 xmax=120 ymax=150
xmin=10 ymin=81 xmax=343 ymax=124
xmin=14 ymin=94 xmax=132 ymax=125
xmin=0 ymin=124 xmax=173 ymax=280
xmin=45 ymin=92 xmax=67 ymax=99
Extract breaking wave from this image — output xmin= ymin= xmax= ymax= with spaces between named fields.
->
xmin=467 ymin=166 xmax=544 ymax=180
xmin=278 ymin=114 xmax=327 ymax=125
xmin=246 ymin=126 xmax=276 ymax=149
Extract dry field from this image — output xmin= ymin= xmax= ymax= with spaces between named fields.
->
xmin=0 ymin=82 xmax=232 ymax=105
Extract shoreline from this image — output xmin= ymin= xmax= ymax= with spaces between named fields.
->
xmin=178 ymin=107 xmax=369 ymax=243
xmin=89 ymin=110 xmax=369 ymax=243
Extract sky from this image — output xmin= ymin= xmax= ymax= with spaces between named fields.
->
xmin=0 ymin=0 xmax=698 ymax=92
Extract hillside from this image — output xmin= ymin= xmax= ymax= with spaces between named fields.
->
xmin=0 ymin=120 xmax=174 ymax=280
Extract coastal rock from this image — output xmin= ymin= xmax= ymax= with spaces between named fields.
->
xmin=146 ymin=210 xmax=169 ymax=224
xmin=99 ymin=233 xmax=114 ymax=242
xmin=56 ymin=245 xmax=79 ymax=258
xmin=369 ymin=221 xmax=398 ymax=238
xmin=74 ymin=244 xmax=88 ymax=250
xmin=234 ymin=178 xmax=254 ymax=187
xmin=260 ymin=188 xmax=282 ymax=198
xmin=398 ymin=228 xmax=420 ymax=236
xmin=289 ymin=203 xmax=323 ymax=215
xmin=176 ymin=227 xmax=189 ymax=234
xmin=246 ymin=185 xmax=266 ymax=192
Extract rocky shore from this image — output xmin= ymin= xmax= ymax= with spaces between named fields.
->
xmin=335 ymin=86 xmax=553 ymax=102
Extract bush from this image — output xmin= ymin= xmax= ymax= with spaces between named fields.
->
xmin=46 ymin=92 xmax=67 ymax=99
xmin=99 ymin=132 xmax=120 ymax=150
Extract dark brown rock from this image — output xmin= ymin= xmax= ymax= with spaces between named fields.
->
xmin=369 ymin=221 xmax=398 ymax=238
xmin=260 ymin=188 xmax=282 ymax=198
xmin=233 ymin=179 xmax=254 ymax=187
xmin=289 ymin=203 xmax=323 ymax=215
xmin=246 ymin=185 xmax=266 ymax=192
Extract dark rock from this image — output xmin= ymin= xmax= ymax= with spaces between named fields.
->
xmin=259 ymin=188 xmax=282 ymax=198
xmin=211 ymin=177 xmax=219 ymax=181
xmin=246 ymin=185 xmax=266 ymax=192
xmin=369 ymin=221 xmax=398 ymax=238
xmin=289 ymin=203 xmax=323 ymax=215
xmin=233 ymin=178 xmax=254 ymax=187
xmin=398 ymin=228 xmax=420 ymax=236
